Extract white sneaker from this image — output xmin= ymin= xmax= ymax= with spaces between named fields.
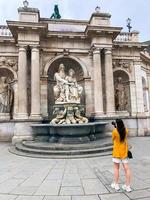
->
xmin=126 ymin=186 xmax=132 ymax=192
xmin=111 ymin=182 xmax=120 ymax=191
xmin=122 ymin=184 xmax=132 ymax=192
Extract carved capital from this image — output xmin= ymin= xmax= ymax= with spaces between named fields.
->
xmin=104 ymin=48 xmax=112 ymax=55
xmin=92 ymin=47 xmax=102 ymax=55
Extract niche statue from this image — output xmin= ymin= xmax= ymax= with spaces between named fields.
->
xmin=0 ymin=77 xmax=13 ymax=114
xmin=115 ymin=77 xmax=127 ymax=111
xmin=53 ymin=64 xmax=83 ymax=104
xmin=50 ymin=63 xmax=88 ymax=124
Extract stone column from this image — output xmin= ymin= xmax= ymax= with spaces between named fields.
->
xmin=30 ymin=46 xmax=41 ymax=119
xmin=11 ymin=80 xmax=18 ymax=118
xmin=17 ymin=45 xmax=28 ymax=119
xmin=93 ymin=48 xmax=103 ymax=116
xmin=104 ymin=48 xmax=115 ymax=115
xmin=147 ymin=73 xmax=150 ymax=114
xmin=134 ymin=62 xmax=144 ymax=115
xmin=130 ymin=81 xmax=137 ymax=116
xmin=41 ymin=76 xmax=48 ymax=118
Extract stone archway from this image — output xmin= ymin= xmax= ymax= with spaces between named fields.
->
xmin=44 ymin=55 xmax=89 ymax=78
xmin=47 ymin=57 xmax=86 ymax=118
xmin=113 ymin=70 xmax=131 ymax=112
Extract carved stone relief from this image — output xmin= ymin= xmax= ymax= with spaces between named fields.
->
xmin=0 ymin=57 xmax=18 ymax=71
xmin=113 ymin=59 xmax=132 ymax=73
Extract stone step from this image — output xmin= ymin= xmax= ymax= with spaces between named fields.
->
xmin=15 ymin=143 xmax=112 ymax=156
xmin=9 ymin=146 xmax=112 ymax=159
xmin=22 ymin=140 xmax=113 ymax=151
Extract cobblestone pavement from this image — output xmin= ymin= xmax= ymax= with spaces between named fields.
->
xmin=0 ymin=137 xmax=150 ymax=200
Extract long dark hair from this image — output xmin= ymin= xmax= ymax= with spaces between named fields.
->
xmin=116 ymin=119 xmax=126 ymax=142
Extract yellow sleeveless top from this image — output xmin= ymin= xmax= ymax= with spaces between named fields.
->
xmin=112 ymin=128 xmax=128 ymax=159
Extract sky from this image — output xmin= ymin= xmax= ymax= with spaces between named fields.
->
xmin=0 ymin=0 xmax=149 ymax=42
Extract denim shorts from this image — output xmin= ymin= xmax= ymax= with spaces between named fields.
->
xmin=112 ymin=157 xmax=129 ymax=164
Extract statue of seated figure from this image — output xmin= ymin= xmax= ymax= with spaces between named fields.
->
xmin=53 ymin=64 xmax=83 ymax=104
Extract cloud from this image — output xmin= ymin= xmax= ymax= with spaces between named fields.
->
xmin=0 ymin=0 xmax=150 ymax=41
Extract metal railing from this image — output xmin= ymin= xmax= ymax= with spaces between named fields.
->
xmin=0 ymin=25 xmax=12 ymax=36
xmin=114 ymin=31 xmax=139 ymax=42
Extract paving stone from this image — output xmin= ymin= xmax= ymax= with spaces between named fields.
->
xmin=11 ymin=186 xmax=38 ymax=195
xmin=0 ymin=178 xmax=25 ymax=193
xmin=35 ymin=180 xmax=61 ymax=195
xmin=72 ymin=195 xmax=100 ymax=200
xmin=136 ymin=198 xmax=150 ymax=200
xmin=46 ymin=169 xmax=64 ymax=180
xmin=16 ymin=196 xmax=44 ymax=200
xmin=131 ymin=177 xmax=150 ymax=190
xmin=125 ymin=189 xmax=150 ymax=199
xmin=44 ymin=196 xmax=71 ymax=200
xmin=62 ymin=177 xmax=81 ymax=186
xmin=99 ymin=193 xmax=130 ymax=200
xmin=60 ymin=186 xmax=84 ymax=195
xmin=82 ymin=179 xmax=108 ymax=195
xmin=63 ymin=173 xmax=80 ymax=179
xmin=0 ymin=138 xmax=150 ymax=200
xmin=0 ymin=194 xmax=17 ymax=200
xmin=21 ymin=168 xmax=50 ymax=187
xmin=64 ymin=167 xmax=78 ymax=174
xmin=79 ymin=169 xmax=97 ymax=179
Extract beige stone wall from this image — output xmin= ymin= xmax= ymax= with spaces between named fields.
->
xmin=1 ymin=7 xmax=150 ymax=143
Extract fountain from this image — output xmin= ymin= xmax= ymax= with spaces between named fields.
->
xmin=32 ymin=64 xmax=108 ymax=144
xmin=11 ymin=63 xmax=111 ymax=158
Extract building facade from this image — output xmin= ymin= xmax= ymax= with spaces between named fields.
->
xmin=0 ymin=5 xmax=150 ymax=143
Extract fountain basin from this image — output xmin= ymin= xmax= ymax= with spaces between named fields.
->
xmin=31 ymin=122 xmax=108 ymax=144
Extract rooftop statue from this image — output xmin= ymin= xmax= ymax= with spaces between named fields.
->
xmin=50 ymin=5 xmax=61 ymax=19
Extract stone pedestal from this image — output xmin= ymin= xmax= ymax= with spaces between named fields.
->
xmin=16 ymin=46 xmax=28 ymax=119
xmin=93 ymin=48 xmax=104 ymax=116
xmin=12 ymin=121 xmax=35 ymax=145
xmin=0 ymin=113 xmax=10 ymax=120
xmin=104 ymin=48 xmax=115 ymax=115
xmin=30 ymin=46 xmax=41 ymax=119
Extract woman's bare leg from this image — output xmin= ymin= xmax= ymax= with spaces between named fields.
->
xmin=114 ymin=162 xmax=120 ymax=184
xmin=122 ymin=163 xmax=131 ymax=186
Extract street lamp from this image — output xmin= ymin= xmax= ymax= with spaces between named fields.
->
xmin=126 ymin=18 xmax=132 ymax=33
xmin=23 ymin=0 xmax=29 ymax=8
xmin=95 ymin=6 xmax=100 ymax=13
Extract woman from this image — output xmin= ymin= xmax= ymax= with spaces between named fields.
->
xmin=111 ymin=119 xmax=132 ymax=192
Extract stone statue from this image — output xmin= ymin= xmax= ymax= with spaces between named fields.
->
xmin=53 ymin=63 xmax=70 ymax=103
xmin=65 ymin=106 xmax=76 ymax=124
xmin=115 ymin=77 xmax=127 ymax=111
xmin=65 ymin=69 xmax=83 ymax=103
xmin=50 ymin=5 xmax=61 ymax=19
xmin=50 ymin=105 xmax=88 ymax=125
xmin=50 ymin=107 xmax=66 ymax=124
xmin=74 ymin=107 xmax=88 ymax=123
xmin=51 ymin=63 xmax=87 ymax=124
xmin=53 ymin=64 xmax=83 ymax=104
xmin=0 ymin=76 xmax=13 ymax=113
